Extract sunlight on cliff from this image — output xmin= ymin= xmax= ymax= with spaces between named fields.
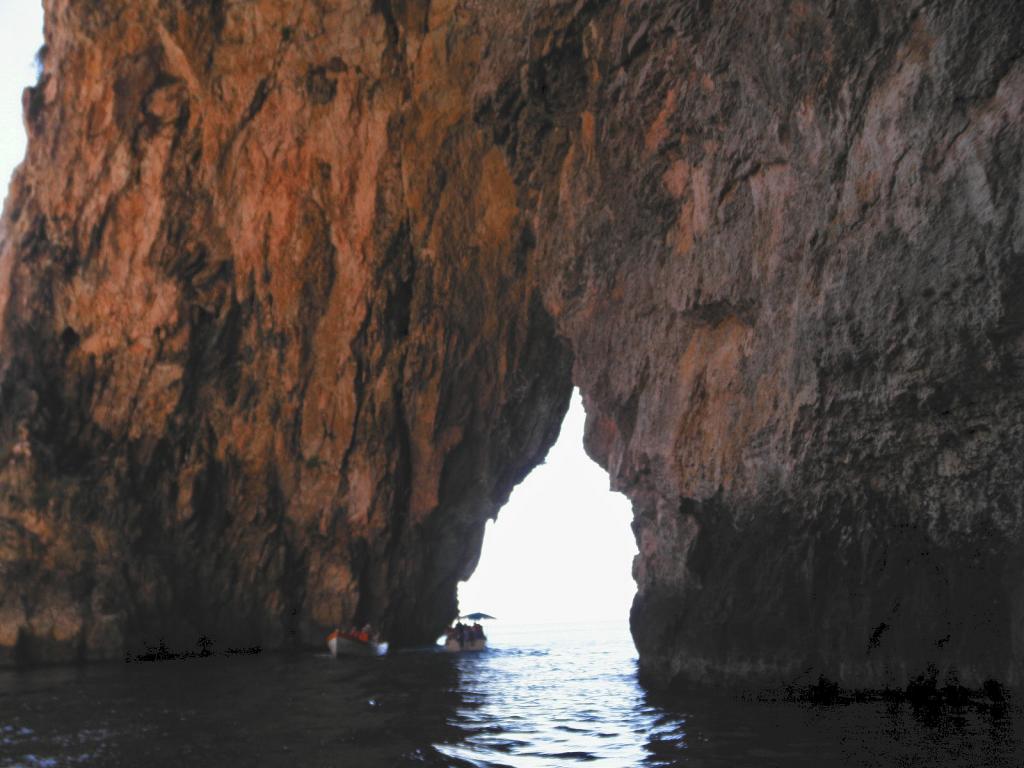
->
xmin=458 ymin=389 xmax=637 ymax=625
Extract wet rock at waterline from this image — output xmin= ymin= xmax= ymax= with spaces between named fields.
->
xmin=1 ymin=0 xmax=1022 ymax=693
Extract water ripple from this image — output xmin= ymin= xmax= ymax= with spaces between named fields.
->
xmin=0 ymin=622 xmax=1020 ymax=767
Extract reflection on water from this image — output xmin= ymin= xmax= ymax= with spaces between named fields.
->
xmin=0 ymin=621 xmax=1019 ymax=767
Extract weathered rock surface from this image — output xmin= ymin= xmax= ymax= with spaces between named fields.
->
xmin=1 ymin=0 xmax=1022 ymax=692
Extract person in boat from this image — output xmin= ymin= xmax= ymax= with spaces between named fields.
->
xmin=471 ymin=622 xmax=484 ymax=640
xmin=341 ymin=624 xmax=371 ymax=644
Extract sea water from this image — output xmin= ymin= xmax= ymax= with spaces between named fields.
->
xmin=0 ymin=621 xmax=1019 ymax=767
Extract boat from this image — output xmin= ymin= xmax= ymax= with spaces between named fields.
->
xmin=443 ymin=612 xmax=495 ymax=652
xmin=327 ymin=628 xmax=388 ymax=657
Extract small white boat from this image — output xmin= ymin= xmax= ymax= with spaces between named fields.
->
xmin=327 ymin=629 xmax=388 ymax=657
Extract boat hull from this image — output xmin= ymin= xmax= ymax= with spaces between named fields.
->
xmin=328 ymin=634 xmax=388 ymax=657
xmin=445 ymin=637 xmax=487 ymax=652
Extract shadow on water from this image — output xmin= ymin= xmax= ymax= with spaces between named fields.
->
xmin=638 ymin=684 xmax=1024 ymax=768
xmin=0 ymin=625 xmax=1021 ymax=767
xmin=0 ymin=649 xmax=474 ymax=768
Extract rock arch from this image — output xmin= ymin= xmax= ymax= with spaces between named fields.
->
xmin=1 ymin=0 xmax=1022 ymax=691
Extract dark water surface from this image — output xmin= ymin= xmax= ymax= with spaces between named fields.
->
xmin=0 ymin=622 xmax=1020 ymax=767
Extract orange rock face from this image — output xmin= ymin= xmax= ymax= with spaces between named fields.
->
xmin=2 ymin=0 xmax=1023 ymax=692
xmin=0 ymin=0 xmax=572 ymax=661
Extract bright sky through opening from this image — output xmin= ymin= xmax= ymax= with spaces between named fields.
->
xmin=459 ymin=389 xmax=637 ymax=625
xmin=0 ymin=1 xmax=43 ymax=208
xmin=0 ymin=5 xmax=639 ymax=628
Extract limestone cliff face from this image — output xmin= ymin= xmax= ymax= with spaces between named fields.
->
xmin=1 ymin=0 xmax=1022 ymax=692
xmin=0 ymin=0 xmax=574 ymax=661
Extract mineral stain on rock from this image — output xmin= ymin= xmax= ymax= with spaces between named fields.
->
xmin=0 ymin=0 xmax=1022 ymax=696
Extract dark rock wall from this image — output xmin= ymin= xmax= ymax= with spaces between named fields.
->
xmin=1 ymin=0 xmax=1021 ymax=692
xmin=524 ymin=0 xmax=1024 ymax=690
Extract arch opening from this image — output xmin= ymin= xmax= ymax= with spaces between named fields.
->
xmin=456 ymin=388 xmax=637 ymax=632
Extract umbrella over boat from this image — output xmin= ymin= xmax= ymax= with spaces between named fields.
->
xmin=459 ymin=612 xmax=496 ymax=621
